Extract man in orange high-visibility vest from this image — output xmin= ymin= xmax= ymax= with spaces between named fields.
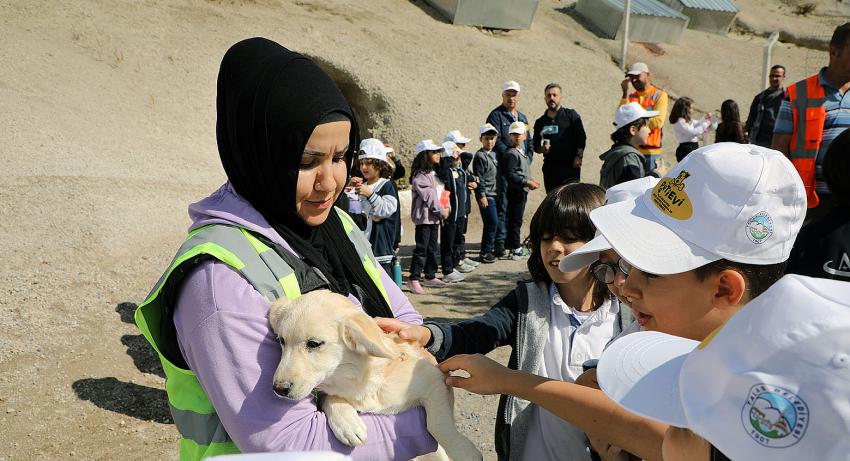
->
xmin=773 ymin=22 xmax=850 ymax=223
xmin=620 ymin=62 xmax=669 ymax=173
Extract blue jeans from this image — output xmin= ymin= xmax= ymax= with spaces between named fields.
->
xmin=479 ymin=197 xmax=498 ymax=254
xmin=495 ymin=184 xmax=508 ymax=244
xmin=505 ymin=188 xmax=528 ymax=250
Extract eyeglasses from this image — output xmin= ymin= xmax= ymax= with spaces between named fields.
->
xmin=590 ymin=258 xmax=633 ymax=284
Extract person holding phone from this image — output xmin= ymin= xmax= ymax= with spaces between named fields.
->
xmin=533 ymin=83 xmax=587 ymax=192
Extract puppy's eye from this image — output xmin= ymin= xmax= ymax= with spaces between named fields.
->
xmin=277 ymin=336 xmax=285 ymax=347
xmin=306 ymin=339 xmax=324 ymax=350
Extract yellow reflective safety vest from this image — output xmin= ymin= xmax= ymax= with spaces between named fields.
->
xmin=135 ymin=208 xmax=389 ymax=460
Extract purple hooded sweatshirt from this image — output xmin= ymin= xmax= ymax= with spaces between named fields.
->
xmin=172 ymin=183 xmax=437 ymax=459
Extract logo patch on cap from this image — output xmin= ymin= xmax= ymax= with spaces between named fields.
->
xmin=741 ymin=384 xmax=808 ymax=448
xmin=651 ymin=171 xmax=692 ymax=220
xmin=746 ymin=211 xmax=774 ymax=244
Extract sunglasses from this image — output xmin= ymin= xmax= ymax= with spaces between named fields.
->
xmin=590 ymin=258 xmax=633 ymax=284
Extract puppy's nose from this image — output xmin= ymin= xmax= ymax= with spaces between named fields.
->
xmin=273 ymin=381 xmax=293 ymax=398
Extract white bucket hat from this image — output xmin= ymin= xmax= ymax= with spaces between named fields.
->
xmin=614 ymin=102 xmax=659 ymax=129
xmin=598 ymin=274 xmax=850 ymax=461
xmin=358 ymin=138 xmax=392 ymax=167
xmin=444 ymin=130 xmax=471 ymax=145
xmin=589 ymin=143 xmax=806 ymax=275
xmin=414 ymin=139 xmax=443 ymax=155
xmin=559 ymin=177 xmax=659 ymax=273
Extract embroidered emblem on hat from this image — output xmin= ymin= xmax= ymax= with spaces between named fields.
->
xmin=741 ymin=384 xmax=808 ymax=448
xmin=651 ymin=171 xmax=692 ymax=220
xmin=746 ymin=211 xmax=774 ymax=244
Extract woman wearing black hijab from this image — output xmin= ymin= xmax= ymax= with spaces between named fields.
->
xmin=136 ymin=38 xmax=436 ymax=460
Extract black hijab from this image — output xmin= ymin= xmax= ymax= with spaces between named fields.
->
xmin=216 ymin=37 xmax=392 ymax=318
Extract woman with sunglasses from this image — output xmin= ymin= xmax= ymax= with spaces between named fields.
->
xmin=378 ymin=182 xmax=631 ymax=461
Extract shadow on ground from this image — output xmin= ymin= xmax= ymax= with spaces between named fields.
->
xmin=71 ymin=301 xmax=172 ymax=424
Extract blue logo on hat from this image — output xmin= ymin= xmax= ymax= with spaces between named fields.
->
xmin=741 ymin=384 xmax=808 ymax=448
xmin=746 ymin=211 xmax=774 ymax=244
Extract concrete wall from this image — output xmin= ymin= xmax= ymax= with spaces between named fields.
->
xmin=424 ymin=0 xmax=540 ymax=30
xmin=682 ymin=7 xmax=736 ymax=34
xmin=575 ymin=0 xmax=689 ymax=44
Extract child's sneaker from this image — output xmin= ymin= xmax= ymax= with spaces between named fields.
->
xmin=462 ymin=257 xmax=481 ymax=267
xmin=480 ymin=252 xmax=497 ymax=264
xmin=510 ymin=247 xmax=531 ymax=260
xmin=455 ymin=261 xmax=476 ymax=273
xmin=443 ymin=270 xmax=466 ymax=283
xmin=407 ymin=279 xmax=424 ymax=294
xmin=423 ymin=277 xmax=448 ymax=288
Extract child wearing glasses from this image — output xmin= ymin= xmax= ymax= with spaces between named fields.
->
xmin=378 ymin=182 xmax=631 ymax=460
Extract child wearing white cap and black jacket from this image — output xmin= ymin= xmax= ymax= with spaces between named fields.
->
xmin=503 ymin=121 xmax=540 ymax=259
xmin=433 ymin=143 xmax=808 ymax=461
xmin=356 ymin=138 xmax=402 ymax=277
xmin=599 ymin=102 xmax=668 ymax=189
xmin=474 ymin=124 xmax=501 ymax=263
xmin=438 ymin=141 xmax=477 ymax=282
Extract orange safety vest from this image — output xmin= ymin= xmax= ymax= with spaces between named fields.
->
xmin=627 ymin=86 xmax=663 ymax=153
xmin=787 ymin=74 xmax=827 ymax=209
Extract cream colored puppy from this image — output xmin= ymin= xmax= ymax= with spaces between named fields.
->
xmin=268 ymin=289 xmax=482 ymax=461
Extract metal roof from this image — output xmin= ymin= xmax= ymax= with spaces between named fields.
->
xmin=606 ymin=0 xmax=690 ymax=20
xmin=677 ymin=0 xmax=738 ymax=13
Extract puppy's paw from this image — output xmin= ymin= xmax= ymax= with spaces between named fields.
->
xmin=324 ymin=399 xmax=368 ymax=447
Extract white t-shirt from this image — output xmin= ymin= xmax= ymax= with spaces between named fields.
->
xmin=521 ymin=285 xmax=617 ymax=461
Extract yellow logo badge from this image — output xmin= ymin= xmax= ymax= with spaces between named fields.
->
xmin=651 ymin=171 xmax=693 ymax=220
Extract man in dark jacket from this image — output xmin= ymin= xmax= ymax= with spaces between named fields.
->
xmin=486 ymin=80 xmax=533 ymax=257
xmin=745 ymin=64 xmax=786 ymax=147
xmin=533 ymin=83 xmax=586 ymax=192
xmin=787 ymin=128 xmax=850 ymax=281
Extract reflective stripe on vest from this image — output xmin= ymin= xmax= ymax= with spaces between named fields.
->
xmin=135 ymin=207 xmax=386 ymax=460
xmin=628 ymin=87 xmax=663 ymax=150
xmin=788 ymin=74 xmax=826 ymax=208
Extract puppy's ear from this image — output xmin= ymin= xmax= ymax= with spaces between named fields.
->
xmin=341 ymin=313 xmax=397 ymax=359
xmin=268 ymin=296 xmax=294 ymax=333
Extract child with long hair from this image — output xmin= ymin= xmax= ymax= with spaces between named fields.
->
xmin=407 ymin=140 xmax=450 ymax=294
xmin=715 ymin=99 xmax=746 ymax=144
xmin=379 ymin=183 xmax=632 ymax=460
xmin=669 ymin=96 xmax=713 ymax=162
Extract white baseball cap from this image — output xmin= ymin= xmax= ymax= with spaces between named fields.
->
xmin=358 ymin=138 xmax=392 ymax=167
xmin=589 ymin=143 xmax=805 ymax=275
xmin=479 ymin=123 xmax=498 ymax=135
xmin=614 ymin=102 xmax=659 ymax=129
xmin=414 ymin=139 xmax=443 ymax=155
xmin=559 ymin=177 xmax=659 ymax=273
xmin=501 ymin=80 xmax=521 ymax=93
xmin=508 ymin=121 xmax=526 ymax=135
xmin=441 ymin=141 xmax=459 ymax=158
xmin=598 ymin=274 xmax=850 ymax=461
xmin=444 ymin=130 xmax=471 ymax=145
xmin=626 ymin=62 xmax=650 ymax=75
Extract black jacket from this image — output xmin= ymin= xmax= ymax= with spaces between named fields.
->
xmin=787 ymin=204 xmax=850 ymax=282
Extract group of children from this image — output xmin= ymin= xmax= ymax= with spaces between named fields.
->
xmin=380 ymin=139 xmax=850 ymax=461
xmin=407 ymin=122 xmax=538 ymax=294
xmin=345 ymin=121 xmax=538 ymax=296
